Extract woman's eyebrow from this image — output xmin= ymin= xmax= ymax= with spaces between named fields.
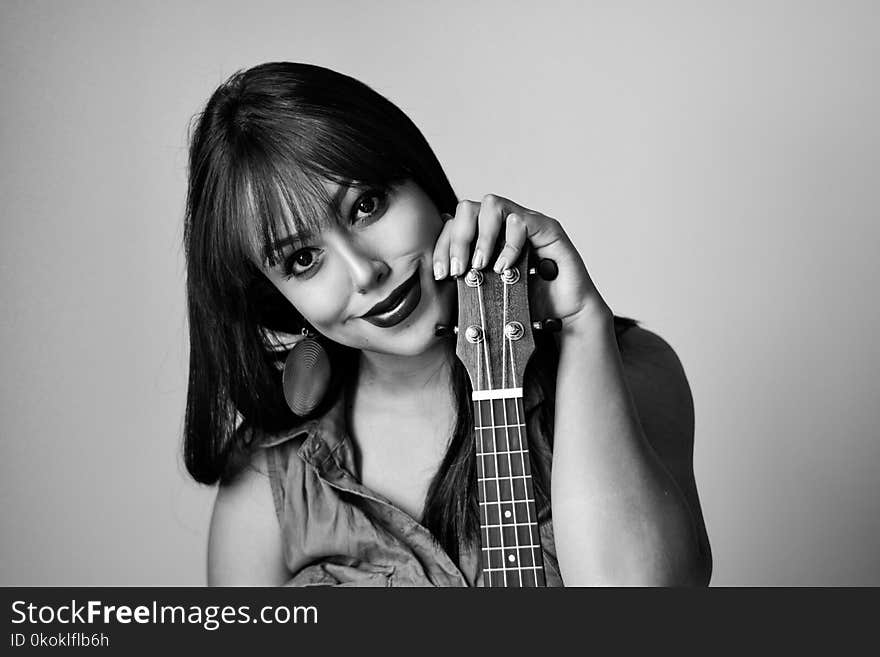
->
xmin=267 ymin=231 xmax=313 ymax=253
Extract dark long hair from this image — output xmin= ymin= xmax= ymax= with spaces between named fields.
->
xmin=183 ymin=61 xmax=636 ymax=561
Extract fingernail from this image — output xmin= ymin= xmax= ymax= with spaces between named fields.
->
xmin=441 ymin=213 xmax=453 ymax=221
xmin=433 ymin=261 xmax=446 ymax=280
xmin=471 ymin=248 xmax=484 ymax=269
xmin=493 ymin=257 xmax=507 ymax=273
xmin=450 ymin=256 xmax=463 ymax=277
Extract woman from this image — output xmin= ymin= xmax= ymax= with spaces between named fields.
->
xmin=184 ymin=62 xmax=711 ymax=586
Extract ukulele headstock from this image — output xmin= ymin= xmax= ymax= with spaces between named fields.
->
xmin=455 ymin=243 xmax=536 ymax=395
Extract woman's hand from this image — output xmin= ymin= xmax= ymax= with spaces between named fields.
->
xmin=432 ymin=195 xmax=611 ymax=330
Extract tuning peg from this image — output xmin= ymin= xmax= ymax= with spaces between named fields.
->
xmin=531 ymin=317 xmax=562 ymax=332
xmin=434 ymin=324 xmax=458 ymax=338
xmin=528 ymin=258 xmax=558 ymax=281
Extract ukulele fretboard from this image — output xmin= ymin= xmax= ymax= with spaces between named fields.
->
xmin=474 ymin=394 xmax=546 ymax=587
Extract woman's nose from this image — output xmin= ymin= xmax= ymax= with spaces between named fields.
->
xmin=328 ymin=233 xmax=389 ymax=293
xmin=350 ymin=256 xmax=389 ymax=294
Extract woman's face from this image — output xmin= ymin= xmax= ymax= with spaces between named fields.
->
xmin=259 ymin=179 xmax=455 ymax=357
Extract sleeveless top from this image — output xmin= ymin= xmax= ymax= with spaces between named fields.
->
xmin=258 ymin=369 xmax=564 ymax=587
xmin=256 ymin=317 xmax=638 ymax=586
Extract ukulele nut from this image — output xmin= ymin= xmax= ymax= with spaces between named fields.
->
xmin=464 ymin=269 xmax=484 ymax=287
xmin=465 ymin=325 xmax=484 ymax=343
xmin=500 ymin=266 xmax=520 ymax=285
xmin=504 ymin=321 xmax=524 ymax=341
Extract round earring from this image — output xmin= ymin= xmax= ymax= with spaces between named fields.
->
xmin=282 ymin=328 xmax=331 ymax=416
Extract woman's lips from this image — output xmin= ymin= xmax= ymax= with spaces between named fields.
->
xmin=360 ymin=267 xmax=422 ymax=328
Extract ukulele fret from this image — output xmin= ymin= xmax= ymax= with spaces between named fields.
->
xmin=475 ymin=448 xmax=529 ymax=456
xmin=477 ymin=473 xmax=532 ymax=482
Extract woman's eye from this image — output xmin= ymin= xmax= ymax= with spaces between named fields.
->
xmin=352 ymin=189 xmax=387 ymax=223
xmin=283 ymin=247 xmax=322 ymax=279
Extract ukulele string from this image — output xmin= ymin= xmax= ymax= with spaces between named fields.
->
xmin=472 ymin=315 xmax=486 ymax=568
xmin=473 ymin=312 xmax=489 ymax=583
xmin=475 ymin=281 xmax=492 ymax=390
xmin=476 ymin=386 xmax=490 ymax=579
xmin=509 ymin=343 xmax=539 ymax=585
xmin=476 ymin=276 xmax=506 ymax=586
xmin=501 ymin=278 xmax=508 ymax=389
xmin=504 ymin=280 xmax=534 ymax=579
xmin=500 ymin=269 xmax=524 ymax=585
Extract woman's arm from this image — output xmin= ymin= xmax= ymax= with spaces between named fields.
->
xmin=551 ymin=311 xmax=711 ymax=586
xmin=434 ymin=193 xmax=710 ymax=585
xmin=206 ymin=450 xmax=291 ymax=586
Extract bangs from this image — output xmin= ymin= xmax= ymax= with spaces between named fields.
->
xmin=232 ymin=125 xmax=409 ymax=271
xmin=237 ymin=159 xmax=333 ymax=269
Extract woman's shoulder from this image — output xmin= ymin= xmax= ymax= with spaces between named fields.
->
xmin=617 ymin=324 xmax=694 ymax=432
xmin=207 ymin=446 xmax=291 ymax=585
xmin=617 ymin=322 xmax=686 ymax=368
xmin=616 ymin=324 xmax=693 ymax=420
xmin=616 ymin=324 xmax=711 ymax=577
xmin=616 ymin=324 xmax=699 ymax=498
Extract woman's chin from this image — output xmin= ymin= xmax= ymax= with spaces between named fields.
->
xmin=368 ymin=317 xmax=445 ymax=357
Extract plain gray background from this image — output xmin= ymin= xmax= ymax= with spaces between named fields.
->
xmin=2 ymin=0 xmax=878 ymax=586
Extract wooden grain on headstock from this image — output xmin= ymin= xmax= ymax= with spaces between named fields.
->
xmin=455 ymin=241 xmax=536 ymax=395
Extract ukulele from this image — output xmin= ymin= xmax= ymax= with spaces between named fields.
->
xmin=437 ymin=242 xmax=559 ymax=587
